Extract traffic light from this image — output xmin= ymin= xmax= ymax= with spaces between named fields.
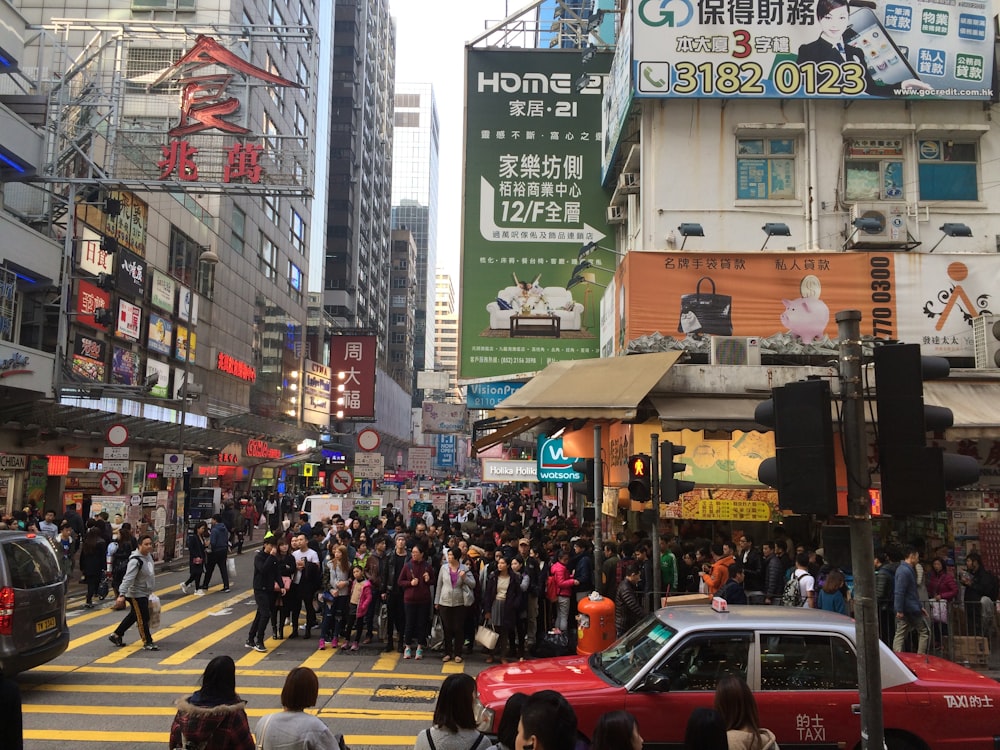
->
xmin=660 ymin=441 xmax=695 ymax=504
xmin=571 ymin=458 xmax=595 ymax=502
xmin=627 ymin=453 xmax=651 ymax=501
xmin=874 ymin=343 xmax=979 ymax=515
xmin=755 ymin=378 xmax=837 ymax=515
xmin=93 ymin=306 xmax=113 ymax=326
xmin=96 ymin=272 xmax=115 ymax=291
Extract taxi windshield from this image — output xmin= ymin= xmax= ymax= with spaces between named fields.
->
xmin=594 ymin=615 xmax=676 ymax=685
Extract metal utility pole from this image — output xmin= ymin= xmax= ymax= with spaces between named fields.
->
xmin=650 ymin=433 xmax=662 ymax=607
xmin=593 ymin=424 xmax=603 ymax=576
xmin=836 ymin=310 xmax=884 ymax=750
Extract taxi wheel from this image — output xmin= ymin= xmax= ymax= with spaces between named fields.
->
xmin=883 ymin=733 xmax=925 ymax=750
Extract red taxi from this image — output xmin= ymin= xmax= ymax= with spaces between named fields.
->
xmin=474 ymin=606 xmax=1000 ymax=750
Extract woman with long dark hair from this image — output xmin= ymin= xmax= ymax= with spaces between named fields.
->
xmin=482 ymin=556 xmax=523 ymax=664
xmin=272 ymin=538 xmax=295 ymax=639
xmin=414 ymin=673 xmax=486 ymax=750
xmin=107 ymin=523 xmax=135 ymax=597
xmin=319 ymin=544 xmax=352 ymax=649
xmin=714 ymin=674 xmax=779 ymax=750
xmin=169 ymin=655 xmax=253 ymax=749
xmin=79 ymin=526 xmax=107 ymax=609
xmin=592 ymin=710 xmax=643 ymax=750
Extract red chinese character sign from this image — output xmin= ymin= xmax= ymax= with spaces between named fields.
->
xmin=330 ymin=335 xmax=377 ymax=422
xmin=47 ymin=25 xmax=315 ymax=195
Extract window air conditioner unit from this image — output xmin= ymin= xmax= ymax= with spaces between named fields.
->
xmin=973 ymin=314 xmax=1000 ymax=368
xmin=710 ymin=336 xmax=761 ymax=366
xmin=618 ymin=172 xmax=639 ymax=194
xmin=606 ymin=205 xmax=625 ymax=224
xmin=848 ymin=202 xmax=909 ymax=247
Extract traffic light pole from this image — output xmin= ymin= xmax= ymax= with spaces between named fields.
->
xmin=593 ymin=425 xmax=603 ymax=578
xmin=650 ymin=433 xmax=662 ymax=608
xmin=836 ymin=310 xmax=884 ymax=750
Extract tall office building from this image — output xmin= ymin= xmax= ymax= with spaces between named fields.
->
xmin=391 ymin=82 xmax=440 ymax=405
xmin=434 ymin=271 xmax=461 ymax=404
xmin=323 ymin=0 xmax=396 ymax=369
xmin=0 ymin=2 xmax=320 ymax=517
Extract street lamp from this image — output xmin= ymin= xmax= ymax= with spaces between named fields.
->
xmin=175 ymin=247 xmax=218 ymax=544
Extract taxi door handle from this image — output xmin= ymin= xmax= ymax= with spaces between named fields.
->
xmin=851 ymin=704 xmax=861 ymax=715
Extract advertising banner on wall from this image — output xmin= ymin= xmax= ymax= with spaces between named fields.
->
xmin=302 ymin=359 xmax=331 ymax=428
xmin=466 ymin=381 xmax=525 ymax=409
xmin=76 ymin=280 xmax=110 ymax=331
xmin=436 ymin=435 xmax=457 ymax=468
xmin=614 ymin=251 xmax=999 ymax=357
xmin=631 ymin=0 xmax=994 ymax=99
xmin=460 ymin=48 xmax=613 ymax=379
xmin=422 ymin=402 xmax=468 ymax=434
xmin=330 ymin=335 xmax=377 ymax=421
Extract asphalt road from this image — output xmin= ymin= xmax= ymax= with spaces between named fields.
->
xmin=19 ymin=552 xmax=488 ymax=749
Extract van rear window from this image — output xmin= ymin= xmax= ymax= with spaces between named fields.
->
xmin=3 ymin=540 xmax=63 ymax=588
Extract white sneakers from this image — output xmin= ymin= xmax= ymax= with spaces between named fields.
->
xmin=194 ymin=589 xmax=206 ymax=596
xmin=180 ymin=582 xmax=191 ymax=594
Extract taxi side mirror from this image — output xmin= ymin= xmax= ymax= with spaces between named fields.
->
xmin=639 ymin=672 xmax=671 ymax=692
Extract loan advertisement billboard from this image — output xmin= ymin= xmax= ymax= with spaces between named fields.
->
xmin=614 ymin=251 xmax=999 ymax=357
xmin=460 ymin=49 xmax=613 ymax=379
xmin=631 ymin=0 xmax=994 ymax=99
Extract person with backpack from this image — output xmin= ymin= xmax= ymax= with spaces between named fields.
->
xmin=875 ymin=551 xmax=898 ymax=644
xmin=107 ymin=523 xmax=136 ymax=597
xmin=202 ymin=514 xmax=232 ymax=593
xmin=550 ymin=550 xmax=576 ymax=632
xmin=109 ymin=533 xmax=158 ymax=650
xmin=783 ymin=553 xmax=815 ymax=608
xmin=169 ymin=655 xmax=254 ymax=750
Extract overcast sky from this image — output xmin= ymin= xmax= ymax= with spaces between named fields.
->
xmin=390 ymin=1 xmax=514 ymax=281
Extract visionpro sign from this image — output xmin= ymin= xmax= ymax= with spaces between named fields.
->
xmin=536 ymin=436 xmax=584 ymax=482
xmin=467 ymin=381 xmax=525 ymax=409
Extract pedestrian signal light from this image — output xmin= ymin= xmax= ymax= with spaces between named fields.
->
xmin=628 ymin=454 xmax=651 ymax=501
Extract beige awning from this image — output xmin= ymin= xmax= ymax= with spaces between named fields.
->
xmin=925 ymin=380 xmax=1000 ymax=439
xmin=493 ymin=352 xmax=684 ymax=420
xmin=650 ymin=395 xmax=763 ymax=431
xmin=471 ymin=416 xmax=547 ymax=456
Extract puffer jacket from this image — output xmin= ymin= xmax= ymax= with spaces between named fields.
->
xmin=727 ymin=727 xmax=779 ymax=750
xmin=119 ymin=551 xmax=154 ymax=598
xmin=169 ymin=696 xmax=254 ymax=750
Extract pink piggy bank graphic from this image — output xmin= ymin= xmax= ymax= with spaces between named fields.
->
xmin=781 ymin=296 xmax=830 ymax=342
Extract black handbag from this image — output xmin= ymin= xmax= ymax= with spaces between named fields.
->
xmin=677 ymin=276 xmax=733 ymax=336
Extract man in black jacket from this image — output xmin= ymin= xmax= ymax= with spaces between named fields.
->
xmin=614 ymin=561 xmax=645 ymax=636
xmin=246 ymin=536 xmax=283 ymax=652
xmin=738 ymin=535 xmax=764 ymax=604
xmin=762 ymin=541 xmax=785 ymax=605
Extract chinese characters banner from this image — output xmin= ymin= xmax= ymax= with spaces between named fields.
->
xmin=329 ymin=335 xmax=376 ymax=422
xmin=631 ymin=0 xmax=994 ymax=99
xmin=616 ymin=251 xmax=1000 ymax=357
xmin=460 ymin=49 xmax=613 ymax=379
xmin=75 ymin=281 xmax=110 ymax=331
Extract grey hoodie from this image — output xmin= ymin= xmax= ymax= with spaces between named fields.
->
xmin=119 ymin=551 xmax=155 ymax=598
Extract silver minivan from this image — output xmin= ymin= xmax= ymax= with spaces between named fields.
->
xmin=0 ymin=531 xmax=69 ymax=673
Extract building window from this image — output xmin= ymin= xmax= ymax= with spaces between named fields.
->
xmin=263 ymin=194 xmax=280 ymax=226
xmin=736 ymin=137 xmax=795 ymax=200
xmin=288 ymin=261 xmax=303 ymax=302
xmin=844 ymin=139 xmax=905 ymax=202
xmin=132 ymin=0 xmax=195 ymax=9
xmin=290 ymin=209 xmax=306 ymax=254
xmin=232 ymin=206 xmax=246 ymax=255
xmin=918 ymin=140 xmax=978 ymax=201
xmin=260 ymin=234 xmax=278 ymax=282
xmin=168 ymin=226 xmax=200 ymax=287
xmin=391 ymin=332 xmax=407 ymax=344
xmin=391 ymin=277 xmax=408 ymax=289
xmin=391 ymin=313 xmax=406 ymax=326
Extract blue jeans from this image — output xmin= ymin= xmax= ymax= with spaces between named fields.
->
xmin=320 ymin=595 xmax=348 ymax=640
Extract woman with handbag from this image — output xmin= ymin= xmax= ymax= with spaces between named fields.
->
xmin=169 ymin=655 xmax=253 ymax=750
xmin=318 ymin=544 xmax=352 ymax=649
xmin=254 ymin=667 xmax=340 ymax=750
xmin=272 ymin=538 xmax=295 ymax=640
xmin=508 ymin=557 xmax=531 ymax=660
xmin=181 ymin=522 xmax=209 ymax=595
xmin=927 ymin=556 xmax=958 ymax=650
xmin=435 ymin=546 xmax=475 ymax=663
xmin=482 ymin=556 xmax=523 ymax=664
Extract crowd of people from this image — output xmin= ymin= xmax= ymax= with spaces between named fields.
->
xmin=167 ymin=657 xmax=777 ymax=749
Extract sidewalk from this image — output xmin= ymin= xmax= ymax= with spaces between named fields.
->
xmin=65 ymin=538 xmax=265 ymax=605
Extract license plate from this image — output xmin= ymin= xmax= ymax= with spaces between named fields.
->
xmin=36 ymin=616 xmax=56 ymax=634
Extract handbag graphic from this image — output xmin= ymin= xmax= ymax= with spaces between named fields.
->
xmin=677 ymin=276 xmax=734 ymax=336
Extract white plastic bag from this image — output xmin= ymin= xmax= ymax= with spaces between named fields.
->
xmin=148 ymin=593 xmax=161 ymax=630
xmin=227 ymin=556 xmax=237 ymax=579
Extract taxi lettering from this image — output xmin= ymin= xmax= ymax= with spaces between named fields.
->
xmin=944 ymin=694 xmax=995 ymax=708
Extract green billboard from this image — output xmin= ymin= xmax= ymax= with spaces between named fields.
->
xmin=460 ymin=49 xmax=613 ymax=380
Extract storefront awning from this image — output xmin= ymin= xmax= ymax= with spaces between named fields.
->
xmin=925 ymin=380 xmax=1000 ymax=439
xmin=493 ymin=352 xmax=684 ymax=420
xmin=471 ymin=416 xmax=547 ymax=456
xmin=650 ymin=395 xmax=763 ymax=432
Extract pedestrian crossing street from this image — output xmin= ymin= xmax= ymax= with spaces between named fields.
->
xmin=21 ymin=581 xmax=472 ymax=748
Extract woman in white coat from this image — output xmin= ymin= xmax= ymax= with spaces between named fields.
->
xmin=434 ymin=546 xmax=475 ymax=663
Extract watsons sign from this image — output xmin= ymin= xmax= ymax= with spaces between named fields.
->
xmin=481 ymin=459 xmax=537 ymax=482
xmin=537 ymin=435 xmax=583 ymax=482
xmin=467 ymin=381 xmax=525 ymax=409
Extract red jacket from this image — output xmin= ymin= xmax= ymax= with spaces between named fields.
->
xmin=398 ymin=558 xmax=434 ymax=605
xmin=351 ymin=578 xmax=373 ymax=618
xmin=552 ymin=560 xmax=575 ymax=597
